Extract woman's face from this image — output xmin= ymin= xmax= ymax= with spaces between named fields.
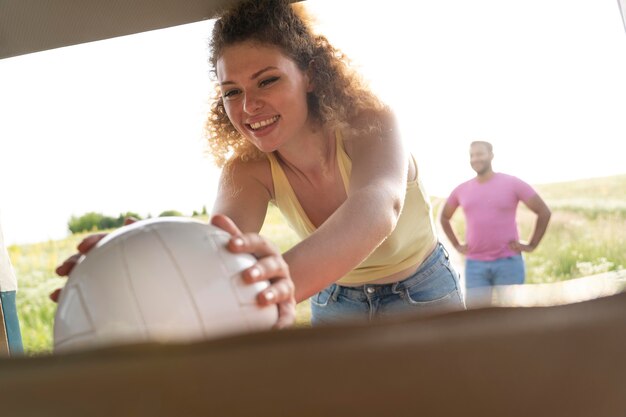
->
xmin=216 ymin=41 xmax=313 ymax=153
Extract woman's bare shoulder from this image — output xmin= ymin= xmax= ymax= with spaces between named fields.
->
xmin=221 ymin=154 xmax=273 ymax=192
xmin=342 ymin=107 xmax=400 ymax=154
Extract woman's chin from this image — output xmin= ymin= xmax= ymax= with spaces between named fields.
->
xmin=248 ymin=137 xmax=281 ymax=154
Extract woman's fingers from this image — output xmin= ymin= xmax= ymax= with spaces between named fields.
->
xmin=240 ymin=251 xmax=292 ymax=305
xmin=236 ymin=239 xmax=296 ymax=328
xmin=274 ymin=299 xmax=297 ymax=329
xmin=255 ymin=273 xmax=294 ymax=305
xmin=52 ymin=252 xmax=83 ymax=302
xmin=123 ymin=217 xmax=139 ymax=226
xmin=76 ymin=233 xmax=108 ymax=254
xmin=210 ymin=214 xmax=242 ymax=236
xmin=52 ymin=232 xmax=110 ymax=303
xmin=227 ymin=232 xmax=280 ymax=260
xmin=49 ymin=288 xmax=62 ymax=303
xmin=211 ymin=215 xmax=281 ymax=264
xmin=55 ymin=233 xmax=107 ymax=277
xmin=55 ymin=253 xmax=82 ymax=277
xmin=211 ymin=215 xmax=297 ymax=328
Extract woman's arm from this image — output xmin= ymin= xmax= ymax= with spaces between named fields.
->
xmin=286 ymin=113 xmax=408 ymax=302
xmin=211 ymin=158 xmax=296 ymax=327
xmin=211 ymin=158 xmax=272 ymax=234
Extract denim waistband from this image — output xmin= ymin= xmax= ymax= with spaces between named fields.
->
xmin=329 ymin=243 xmax=449 ymax=300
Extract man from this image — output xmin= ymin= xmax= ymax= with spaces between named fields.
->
xmin=440 ymin=141 xmax=551 ymax=302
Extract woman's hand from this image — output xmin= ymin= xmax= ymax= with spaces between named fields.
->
xmin=52 ymin=215 xmax=296 ymax=329
xmin=211 ymin=214 xmax=296 ymax=329
xmin=51 ymin=232 xmax=108 ymax=302
xmin=51 ymin=218 xmax=137 ymax=302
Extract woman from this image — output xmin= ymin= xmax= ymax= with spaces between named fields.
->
xmin=205 ymin=0 xmax=464 ymax=324
xmin=56 ymin=0 xmax=464 ymax=327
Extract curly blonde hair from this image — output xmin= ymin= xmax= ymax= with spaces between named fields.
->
xmin=205 ymin=0 xmax=389 ymax=167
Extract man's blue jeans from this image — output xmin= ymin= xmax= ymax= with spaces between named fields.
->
xmin=465 ymin=254 xmax=525 ymax=289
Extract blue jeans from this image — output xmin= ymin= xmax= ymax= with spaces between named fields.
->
xmin=310 ymin=243 xmax=465 ymax=326
xmin=0 ymin=290 xmax=23 ymax=356
xmin=465 ymin=255 xmax=525 ymax=288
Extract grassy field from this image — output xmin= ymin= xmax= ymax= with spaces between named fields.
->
xmin=7 ymin=174 xmax=626 ymax=354
xmin=8 ymin=234 xmax=83 ymax=353
xmin=524 ymin=175 xmax=626 ymax=282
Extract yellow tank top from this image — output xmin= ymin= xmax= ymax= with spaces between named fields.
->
xmin=267 ymin=130 xmax=438 ymax=285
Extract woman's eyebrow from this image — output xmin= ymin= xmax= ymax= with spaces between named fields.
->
xmin=219 ymin=66 xmax=278 ymax=86
xmin=250 ymin=66 xmax=278 ymax=80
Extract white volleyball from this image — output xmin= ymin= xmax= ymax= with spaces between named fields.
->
xmin=53 ymin=217 xmax=278 ymax=352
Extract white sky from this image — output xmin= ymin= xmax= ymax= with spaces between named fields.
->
xmin=1 ymin=0 xmax=626 ymax=245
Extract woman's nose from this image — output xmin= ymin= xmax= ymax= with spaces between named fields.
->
xmin=243 ymin=92 xmax=263 ymax=114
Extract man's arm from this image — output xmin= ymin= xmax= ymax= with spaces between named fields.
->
xmin=440 ymin=201 xmax=467 ymax=254
xmin=510 ymin=194 xmax=551 ymax=252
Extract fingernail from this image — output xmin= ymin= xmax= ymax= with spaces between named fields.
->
xmin=263 ymin=291 xmax=275 ymax=303
xmin=249 ymin=267 xmax=260 ymax=279
xmin=232 ymin=237 xmax=244 ymax=247
xmin=49 ymin=288 xmax=62 ymax=303
xmin=55 ymin=262 xmax=67 ymax=275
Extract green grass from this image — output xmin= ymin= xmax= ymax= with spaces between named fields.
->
xmin=534 ymin=174 xmax=626 ymax=220
xmin=8 ymin=174 xmax=626 ymax=354
xmin=8 ymin=235 xmax=84 ymax=354
xmin=523 ymin=175 xmax=626 ymax=282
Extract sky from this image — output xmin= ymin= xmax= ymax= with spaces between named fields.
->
xmin=1 ymin=0 xmax=626 ymax=246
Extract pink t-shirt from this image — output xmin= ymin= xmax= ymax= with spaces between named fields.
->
xmin=447 ymin=173 xmax=537 ymax=261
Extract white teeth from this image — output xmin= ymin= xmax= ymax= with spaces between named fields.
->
xmin=249 ymin=116 xmax=279 ymax=130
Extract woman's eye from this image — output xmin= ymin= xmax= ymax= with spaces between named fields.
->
xmin=223 ymin=89 xmax=241 ymax=99
xmin=259 ymin=76 xmax=279 ymax=87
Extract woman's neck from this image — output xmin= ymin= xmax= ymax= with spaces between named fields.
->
xmin=275 ymin=125 xmax=335 ymax=178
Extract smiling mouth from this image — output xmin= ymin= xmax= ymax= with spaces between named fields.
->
xmin=247 ymin=116 xmax=280 ymax=131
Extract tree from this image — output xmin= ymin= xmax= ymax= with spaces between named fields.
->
xmin=158 ymin=210 xmax=183 ymax=217
xmin=68 ymin=212 xmax=106 ymax=234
